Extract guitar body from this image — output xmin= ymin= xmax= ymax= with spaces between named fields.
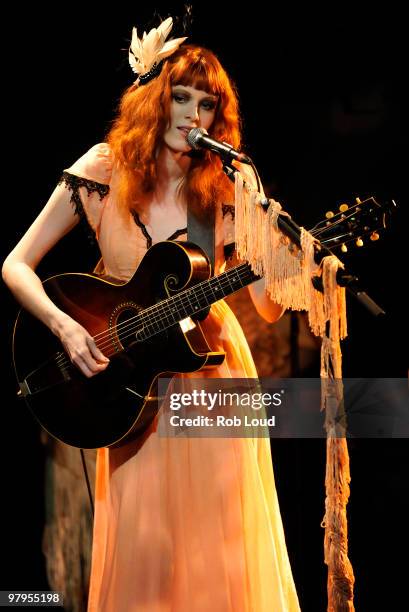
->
xmin=12 ymin=196 xmax=390 ymax=449
xmin=13 ymin=242 xmax=225 ymax=448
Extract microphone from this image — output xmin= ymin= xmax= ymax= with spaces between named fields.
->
xmin=187 ymin=127 xmax=251 ymax=164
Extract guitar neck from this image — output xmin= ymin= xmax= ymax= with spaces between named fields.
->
xmin=137 ymin=262 xmax=259 ymax=340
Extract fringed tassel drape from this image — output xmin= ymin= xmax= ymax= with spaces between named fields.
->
xmin=234 ymin=169 xmax=355 ymax=612
xmin=320 ymin=259 xmax=354 ymax=612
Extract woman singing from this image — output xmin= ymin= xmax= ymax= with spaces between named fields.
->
xmin=2 ymin=17 xmax=300 ymax=611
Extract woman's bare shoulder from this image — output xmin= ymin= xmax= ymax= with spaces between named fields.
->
xmin=64 ymin=143 xmax=113 ymax=185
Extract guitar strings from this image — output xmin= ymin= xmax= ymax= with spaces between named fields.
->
xmin=57 ymin=201 xmax=382 ymax=364
xmin=57 ymin=205 xmax=370 ymax=361
xmin=309 ymin=207 xmax=361 ymax=233
xmin=94 ymin=263 xmax=251 ymax=345
xmin=309 ymin=205 xmax=375 ymax=237
xmin=54 ymin=199 xmax=382 ymax=370
xmin=96 ymin=263 xmax=250 ymax=346
xmin=60 ymin=263 xmax=250 ymax=356
xmin=54 ymin=266 xmax=250 ymax=367
xmin=54 ymin=264 xmax=252 ymax=369
xmin=99 ymin=262 xmax=250 ymax=340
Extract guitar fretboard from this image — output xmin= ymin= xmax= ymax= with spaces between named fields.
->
xmin=134 ymin=262 xmax=259 ymax=341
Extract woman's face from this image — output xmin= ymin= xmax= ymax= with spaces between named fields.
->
xmin=163 ymin=85 xmax=218 ymax=153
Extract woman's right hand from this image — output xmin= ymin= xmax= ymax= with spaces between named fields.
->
xmin=55 ymin=315 xmax=110 ymax=378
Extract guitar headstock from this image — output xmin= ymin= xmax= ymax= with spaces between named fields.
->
xmin=308 ymin=196 xmax=396 ymax=253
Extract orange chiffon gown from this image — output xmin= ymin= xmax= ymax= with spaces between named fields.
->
xmin=57 ymin=144 xmax=300 ymax=611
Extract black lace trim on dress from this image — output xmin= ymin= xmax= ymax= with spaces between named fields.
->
xmin=167 ymin=227 xmax=188 ymax=241
xmin=58 ymin=171 xmax=110 ymax=217
xmin=131 ymin=210 xmax=152 ymax=248
xmin=131 ymin=210 xmax=187 ymax=249
xmin=222 ymin=204 xmax=235 ymax=220
xmin=58 ymin=172 xmax=109 ymax=249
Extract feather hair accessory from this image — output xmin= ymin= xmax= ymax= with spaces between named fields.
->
xmin=129 ymin=16 xmax=187 ymax=85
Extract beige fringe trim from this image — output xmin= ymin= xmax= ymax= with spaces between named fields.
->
xmin=235 ymin=171 xmax=354 ymax=611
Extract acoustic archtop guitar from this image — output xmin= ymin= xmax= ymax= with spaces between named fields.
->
xmin=12 ymin=197 xmax=392 ymax=448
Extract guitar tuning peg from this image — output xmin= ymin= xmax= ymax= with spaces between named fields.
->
xmin=341 ymin=244 xmax=348 ymax=253
xmin=356 ymin=237 xmax=364 ymax=247
xmin=339 ymin=203 xmax=349 ymax=212
xmin=355 ymin=197 xmax=362 ymax=204
xmin=325 ymin=211 xmax=335 ymax=219
xmin=370 ymin=232 xmax=380 ymax=241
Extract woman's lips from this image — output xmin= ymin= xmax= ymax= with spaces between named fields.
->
xmin=177 ymin=127 xmax=191 ymax=139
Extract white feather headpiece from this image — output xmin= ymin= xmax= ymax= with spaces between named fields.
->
xmin=129 ymin=16 xmax=187 ymax=85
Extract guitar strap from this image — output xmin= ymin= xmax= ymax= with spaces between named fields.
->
xmin=187 ymin=202 xmax=215 ymax=275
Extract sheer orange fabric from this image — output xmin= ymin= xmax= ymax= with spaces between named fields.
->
xmin=62 ymin=144 xmax=300 ymax=611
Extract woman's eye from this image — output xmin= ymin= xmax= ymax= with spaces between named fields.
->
xmin=173 ymin=94 xmax=186 ymax=103
xmin=201 ymin=101 xmax=216 ymax=111
xmin=172 ymin=93 xmax=215 ymax=110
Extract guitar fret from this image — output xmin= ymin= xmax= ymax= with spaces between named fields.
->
xmin=172 ymin=294 xmax=189 ymax=319
xmin=206 ymin=279 xmax=218 ymax=301
xmin=183 ymin=289 xmax=198 ymax=314
xmin=225 ymin=270 xmax=238 ymax=293
xmin=162 ymin=309 xmax=175 ymax=326
xmin=145 ymin=305 xmax=169 ymax=335
xmin=212 ymin=276 xmax=225 ymax=297
xmin=135 ymin=263 xmax=259 ymax=341
xmin=182 ymin=287 xmax=206 ymax=314
xmin=198 ymin=284 xmax=211 ymax=309
xmin=165 ymin=303 xmax=179 ymax=325
xmin=198 ymin=285 xmax=211 ymax=308
xmin=147 ymin=318 xmax=161 ymax=334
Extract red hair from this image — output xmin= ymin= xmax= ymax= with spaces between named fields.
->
xmin=107 ymin=45 xmax=241 ymax=213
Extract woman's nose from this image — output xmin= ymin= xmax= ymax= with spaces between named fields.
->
xmin=185 ymin=103 xmax=199 ymax=123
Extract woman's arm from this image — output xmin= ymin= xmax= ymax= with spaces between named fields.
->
xmin=248 ymin=278 xmax=285 ymax=323
xmin=2 ymin=185 xmax=109 ymax=377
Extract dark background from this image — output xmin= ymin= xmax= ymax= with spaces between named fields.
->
xmin=1 ymin=3 xmax=407 ymax=610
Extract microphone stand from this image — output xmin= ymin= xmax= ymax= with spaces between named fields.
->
xmin=221 ymin=159 xmax=385 ymax=317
